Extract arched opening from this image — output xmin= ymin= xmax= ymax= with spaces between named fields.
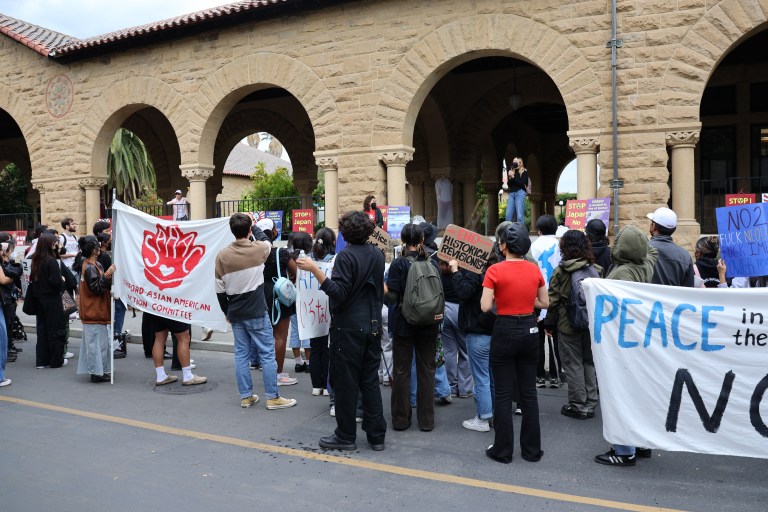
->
xmin=0 ymin=108 xmax=35 ymax=236
xmin=697 ymin=28 xmax=768 ymax=233
xmin=406 ymin=56 xmax=570 ymax=233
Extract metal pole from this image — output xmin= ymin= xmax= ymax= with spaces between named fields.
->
xmin=609 ymin=0 xmax=623 ymax=236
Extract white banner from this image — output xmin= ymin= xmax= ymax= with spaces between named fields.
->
xmin=296 ymin=260 xmax=333 ymax=339
xmin=112 ymin=201 xmax=234 ymax=331
xmin=584 ymin=279 xmax=768 ymax=459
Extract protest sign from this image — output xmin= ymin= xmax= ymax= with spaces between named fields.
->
xmin=436 ymin=224 xmax=493 ymax=274
xmin=725 ymin=194 xmax=755 ymax=206
xmin=254 ymin=210 xmax=283 ymax=233
xmin=296 ymin=260 xmax=333 ymax=339
xmin=564 ymin=198 xmax=611 ymax=231
xmin=762 ymin=192 xmax=768 ymax=203
xmin=386 ymin=206 xmax=410 ymax=239
xmin=716 ymin=203 xmax=768 ymax=278
xmin=292 ymin=209 xmax=314 ymax=235
xmin=585 ymin=278 xmax=768 ymax=459
xmin=367 ymin=226 xmax=390 ymax=253
xmin=112 ymin=201 xmax=234 ymax=331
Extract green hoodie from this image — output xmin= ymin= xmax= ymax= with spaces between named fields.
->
xmin=606 ymin=225 xmax=658 ymax=283
xmin=544 ymin=258 xmax=602 ymax=335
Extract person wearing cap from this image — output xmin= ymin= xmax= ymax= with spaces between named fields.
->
xmin=167 ymin=190 xmax=189 ymax=221
xmin=646 ymin=207 xmax=694 ymax=287
xmin=585 ymin=219 xmax=611 ymax=275
xmin=481 ymin=222 xmax=549 ymax=463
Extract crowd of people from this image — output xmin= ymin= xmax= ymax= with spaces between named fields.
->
xmin=1 ymin=200 xmax=764 ymax=465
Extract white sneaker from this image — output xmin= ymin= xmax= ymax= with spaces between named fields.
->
xmin=64 ymin=351 xmax=74 ymax=359
xmin=201 ymin=328 xmax=213 ymax=341
xmin=62 ymin=359 xmax=69 ymax=366
xmin=312 ymin=388 xmax=323 ymax=396
xmin=462 ymin=416 xmax=490 ymax=432
xmin=0 ymin=378 xmax=11 ymax=387
xmin=330 ymin=405 xmax=335 ymax=417
xmin=277 ymin=373 xmax=298 ymax=386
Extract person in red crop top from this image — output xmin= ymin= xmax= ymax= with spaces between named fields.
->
xmin=480 ymin=222 xmax=549 ymax=464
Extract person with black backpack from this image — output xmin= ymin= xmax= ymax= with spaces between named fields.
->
xmin=543 ymin=230 xmax=602 ymax=422
xmin=385 ymin=223 xmax=445 ymax=432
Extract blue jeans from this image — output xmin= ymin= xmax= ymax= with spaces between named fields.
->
xmin=231 ymin=313 xmax=278 ymax=400
xmin=113 ymin=299 xmax=127 ymax=334
xmin=0 ymin=307 xmax=6 ymax=381
xmin=410 ymin=353 xmax=451 ymax=406
xmin=289 ymin=314 xmax=310 ymax=349
xmin=442 ymin=302 xmax=472 ymax=395
xmin=505 ymin=189 xmax=526 ymax=224
xmin=466 ymin=333 xmax=493 ymax=420
xmin=614 ymin=444 xmax=636 ymax=456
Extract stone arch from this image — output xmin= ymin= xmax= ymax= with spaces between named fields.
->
xmin=0 ymin=83 xmax=42 ymax=178
xmin=188 ymin=52 xmax=342 ymax=167
xmin=659 ymin=0 xmax=768 ymax=123
xmin=372 ymin=14 xmax=606 ymax=147
xmin=74 ymin=76 xmax=185 ymax=179
xmin=416 ymin=95 xmax=451 ymax=170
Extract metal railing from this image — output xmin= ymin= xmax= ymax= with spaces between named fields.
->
xmin=215 ymin=196 xmax=325 ymax=238
xmin=698 ymin=176 xmax=768 ymax=233
xmin=0 ymin=213 xmax=37 ymax=240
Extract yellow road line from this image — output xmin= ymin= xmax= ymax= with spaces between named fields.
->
xmin=1 ymin=395 xmax=686 ymax=512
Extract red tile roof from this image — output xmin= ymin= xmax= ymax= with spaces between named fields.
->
xmin=0 ymin=15 xmax=76 ymax=56
xmin=224 ymin=143 xmax=292 ymax=177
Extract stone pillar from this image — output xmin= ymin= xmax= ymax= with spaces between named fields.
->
xmin=483 ymin=182 xmax=500 ymax=234
xmin=79 ymin=178 xmax=107 ymax=232
xmin=409 ymin=175 xmax=426 ymax=218
xmin=529 ymin=193 xmax=542 ymax=231
xmin=180 ymin=164 xmax=214 ymax=220
xmin=379 ymin=150 xmax=413 ymax=207
xmin=458 ymin=174 xmax=477 ymax=228
xmin=666 ymin=131 xmax=700 ymax=233
xmin=294 ymin=178 xmax=318 ymax=210
xmin=32 ymin=182 xmax=47 ymax=225
xmin=569 ymin=137 xmax=600 ymax=200
xmin=316 ymin=157 xmax=338 ymax=231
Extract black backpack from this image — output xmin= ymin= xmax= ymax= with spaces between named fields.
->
xmin=566 ymin=264 xmax=600 ymax=331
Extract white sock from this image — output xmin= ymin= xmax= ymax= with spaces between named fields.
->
xmin=295 ymin=355 xmax=303 ymax=364
xmin=182 ymin=366 xmax=194 ymax=381
xmin=155 ymin=367 xmax=167 ymax=382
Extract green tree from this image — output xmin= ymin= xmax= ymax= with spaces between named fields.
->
xmin=0 ymin=163 xmax=32 ymax=214
xmin=243 ymin=162 xmax=297 ymax=199
xmin=108 ymin=128 xmax=156 ymax=204
xmin=555 ymin=192 xmax=577 ymax=224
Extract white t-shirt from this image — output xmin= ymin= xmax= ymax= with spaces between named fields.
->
xmin=60 ymin=232 xmax=79 ymax=268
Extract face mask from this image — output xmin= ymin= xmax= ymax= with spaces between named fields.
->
xmin=371 ymin=202 xmax=377 ymax=209
xmin=512 ymin=162 xmax=519 ymax=169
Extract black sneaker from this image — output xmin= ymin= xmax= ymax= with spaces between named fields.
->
xmin=595 ymin=449 xmax=636 ymax=466
xmin=636 ymin=448 xmax=652 ymax=458
xmin=294 ymin=362 xmax=308 ymax=373
xmin=549 ymin=377 xmax=561 ymax=389
xmin=535 ymin=377 xmax=546 ymax=388
xmin=113 ymin=349 xmax=126 ymax=359
xmin=561 ymin=404 xmax=587 ymax=420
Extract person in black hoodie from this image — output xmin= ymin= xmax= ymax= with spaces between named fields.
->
xmin=0 ymin=233 xmax=23 ymax=362
xmin=585 ymin=219 xmax=611 ymax=276
xmin=31 ymin=233 xmax=67 ymax=369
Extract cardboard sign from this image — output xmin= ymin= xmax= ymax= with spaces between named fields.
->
xmin=436 ymin=224 xmax=494 ymax=274
xmin=715 ymin=203 xmax=768 ymax=278
xmin=725 ymin=194 xmax=756 ymax=206
xmin=292 ymin=209 xmax=314 ymax=235
xmin=367 ymin=226 xmax=390 ymax=253
xmin=564 ymin=198 xmax=611 ymax=231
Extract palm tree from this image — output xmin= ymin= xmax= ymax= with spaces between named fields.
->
xmin=108 ymin=128 xmax=156 ymax=204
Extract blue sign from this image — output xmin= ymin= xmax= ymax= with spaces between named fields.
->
xmin=715 ymin=203 xmax=768 ymax=278
xmin=267 ymin=210 xmax=283 ymax=233
xmin=386 ymin=206 xmax=411 ymax=239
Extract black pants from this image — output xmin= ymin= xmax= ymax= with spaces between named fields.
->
xmin=142 ymin=313 xmax=186 ymax=368
xmin=36 ymin=295 xmax=67 ymax=368
xmin=537 ymin=320 xmax=561 ymax=379
xmin=391 ymin=327 xmax=438 ymax=430
xmin=329 ymin=326 xmax=386 ymax=444
xmin=3 ymin=303 xmax=14 ymax=351
xmin=488 ymin=315 xmax=543 ymax=463
xmin=309 ymin=334 xmax=329 ymax=389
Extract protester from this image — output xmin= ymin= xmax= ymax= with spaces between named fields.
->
xmin=363 ymin=195 xmax=384 ymax=228
xmin=31 ymin=233 xmax=68 ymax=369
xmin=528 ymin=214 xmax=563 ymax=389
xmin=288 ymin=231 xmax=313 ymax=374
xmin=167 ymin=189 xmax=189 ymax=221
xmin=306 ymin=227 xmax=335 ymax=396
xmin=76 ymin=235 xmax=116 ymax=383
xmin=0 ymin=270 xmax=13 ymax=387
xmin=594 ymin=225 xmax=658 ymax=467
xmin=297 ymin=211 xmax=387 ymax=451
xmin=504 ymin=157 xmax=529 ymax=225
xmin=481 ymin=222 xmax=549 ymax=463
xmin=647 ymin=207 xmax=694 ymax=287
xmin=215 ymin=213 xmax=296 ymax=410
xmin=386 ymin=223 xmax=441 ymax=432
xmin=585 ymin=219 xmax=611 ymax=275
xmin=0 ymin=233 xmax=22 ymax=362
xmin=693 ymin=236 xmax=727 ymax=288
xmin=59 ymin=218 xmax=79 ymax=270
xmin=544 ymin=230 xmax=601 ymax=421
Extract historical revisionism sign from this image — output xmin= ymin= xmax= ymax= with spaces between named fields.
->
xmin=436 ymin=224 xmax=494 ymax=274
xmin=584 ymin=278 xmax=768 ymax=459
xmin=112 ymin=201 xmax=234 ymax=331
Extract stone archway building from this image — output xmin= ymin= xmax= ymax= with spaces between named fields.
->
xmin=0 ymin=0 xmax=766 ymax=247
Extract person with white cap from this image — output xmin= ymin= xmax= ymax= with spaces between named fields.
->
xmin=167 ymin=190 xmax=189 ymax=221
xmin=646 ymin=207 xmax=694 ymax=287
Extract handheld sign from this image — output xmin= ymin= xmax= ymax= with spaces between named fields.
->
xmin=367 ymin=226 xmax=390 ymax=253
xmin=296 ymin=260 xmax=333 ymax=339
xmin=436 ymin=224 xmax=493 ymax=274
xmin=292 ymin=209 xmax=314 ymax=235
xmin=716 ymin=203 xmax=768 ymax=278
xmin=725 ymin=194 xmax=755 ymax=206
xmin=565 ymin=198 xmax=611 ymax=231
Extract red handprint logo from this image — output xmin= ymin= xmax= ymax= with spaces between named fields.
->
xmin=142 ymin=224 xmax=205 ymax=290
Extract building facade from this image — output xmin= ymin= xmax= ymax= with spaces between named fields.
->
xmin=0 ymin=0 xmax=766 ymax=247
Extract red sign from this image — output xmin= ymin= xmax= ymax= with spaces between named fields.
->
xmin=292 ymin=209 xmax=314 ymax=235
xmin=366 ymin=206 xmax=389 ymax=231
xmin=564 ymin=200 xmax=588 ymax=230
xmin=142 ymin=224 xmax=205 ymax=290
xmin=725 ymin=194 xmax=756 ymax=206
xmin=7 ymin=230 xmax=27 ymax=246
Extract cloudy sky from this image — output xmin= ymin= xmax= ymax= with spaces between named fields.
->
xmin=0 ymin=0 xmax=579 ymax=192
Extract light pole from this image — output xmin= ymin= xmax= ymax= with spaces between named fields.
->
xmin=558 ymin=200 xmax=565 ymax=219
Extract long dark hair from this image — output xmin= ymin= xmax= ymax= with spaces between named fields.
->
xmin=363 ymin=195 xmax=375 ymax=211
xmin=559 ymin=230 xmax=595 ymax=264
xmin=312 ymin=227 xmax=336 ymax=261
xmin=31 ymin=233 xmax=57 ymax=280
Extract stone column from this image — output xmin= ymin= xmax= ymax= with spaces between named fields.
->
xmin=79 ymin=178 xmax=107 ymax=231
xmin=379 ymin=150 xmax=413 ymax=207
xmin=294 ymin=178 xmax=318 ymax=210
xmin=458 ymin=174 xmax=477 ymax=228
xmin=483 ymin=182 xmax=500 ymax=234
xmin=666 ymin=131 xmax=700 ymax=229
xmin=409 ymin=175 xmax=426 ymax=218
xmin=180 ymin=164 xmax=214 ymax=220
xmin=529 ymin=193 xmax=542 ymax=231
xmin=316 ymin=157 xmax=338 ymax=231
xmin=569 ymin=137 xmax=600 ymax=200
xmin=32 ymin=182 xmax=47 ymax=225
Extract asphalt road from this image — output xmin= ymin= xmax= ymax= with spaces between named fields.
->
xmin=1 ymin=333 xmax=766 ymax=512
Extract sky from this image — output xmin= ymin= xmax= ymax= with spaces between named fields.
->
xmin=0 ymin=0 xmax=579 ymax=192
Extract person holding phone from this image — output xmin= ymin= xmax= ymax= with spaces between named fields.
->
xmin=504 ymin=157 xmax=529 ymax=225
